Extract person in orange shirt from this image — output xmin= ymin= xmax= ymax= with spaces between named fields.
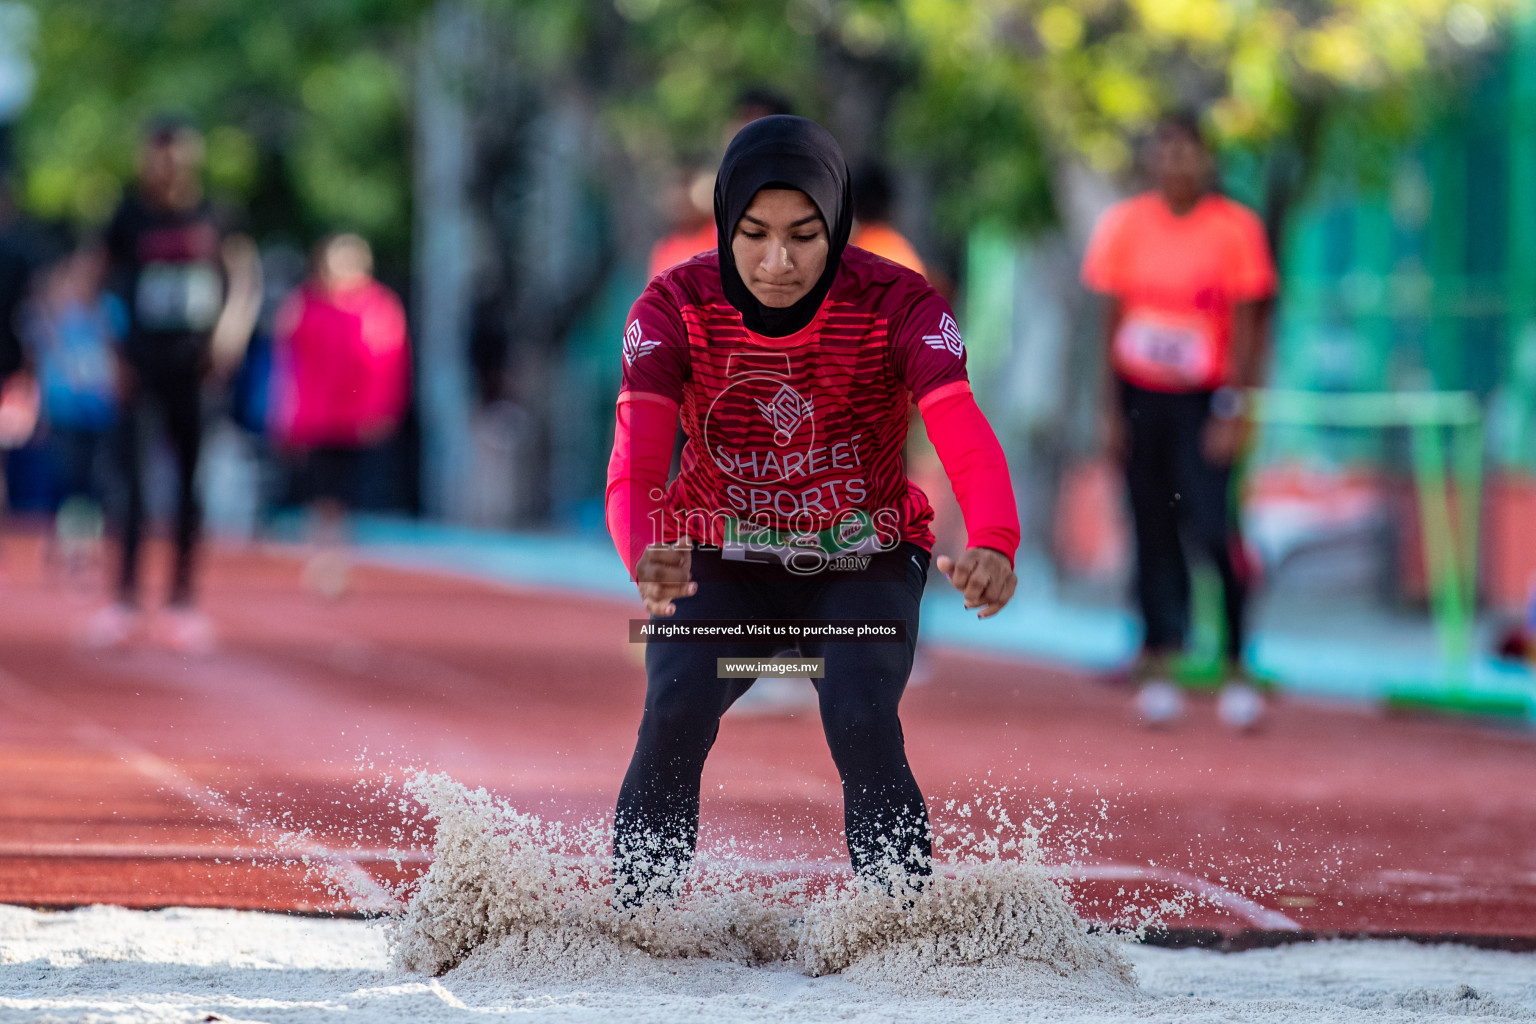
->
xmin=647 ymin=168 xmax=717 ymax=279
xmin=650 ymin=90 xmax=799 ymax=280
xmin=850 ymin=163 xmax=926 ymax=277
xmin=1081 ymin=112 xmax=1277 ymax=730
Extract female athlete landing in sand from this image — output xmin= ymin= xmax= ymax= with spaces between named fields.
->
xmin=605 ymin=115 xmax=1020 ymax=903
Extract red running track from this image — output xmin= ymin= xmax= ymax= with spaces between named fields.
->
xmin=1 ymin=534 xmax=1534 ymax=944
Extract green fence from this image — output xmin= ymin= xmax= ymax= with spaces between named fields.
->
xmin=1264 ymin=14 xmax=1536 ymax=474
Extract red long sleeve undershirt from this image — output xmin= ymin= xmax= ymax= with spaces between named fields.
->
xmin=604 ymin=383 xmax=1020 ymax=579
xmin=915 ymin=380 xmax=1020 ymax=565
xmin=605 ymin=392 xmax=677 ymax=579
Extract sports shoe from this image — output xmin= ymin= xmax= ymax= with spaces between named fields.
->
xmin=1135 ymin=679 xmax=1185 ymax=726
xmin=301 ymin=548 xmax=352 ymax=601
xmin=83 ymin=603 xmax=141 ymax=650
xmin=1216 ymin=680 xmax=1265 ymax=731
xmin=1127 ymin=650 xmax=1183 ymax=726
xmin=160 ymin=606 xmax=217 ymax=656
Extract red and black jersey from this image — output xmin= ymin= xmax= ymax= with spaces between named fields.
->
xmin=619 ymin=246 xmax=969 ymax=558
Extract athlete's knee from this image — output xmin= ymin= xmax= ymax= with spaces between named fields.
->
xmin=821 ymin=695 xmax=904 ymax=753
xmin=1184 ymin=523 xmax=1237 ymax=574
xmin=636 ymin=683 xmax=720 ymax=751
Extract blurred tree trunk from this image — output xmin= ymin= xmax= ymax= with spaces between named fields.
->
xmin=494 ymin=95 xmax=614 ymax=525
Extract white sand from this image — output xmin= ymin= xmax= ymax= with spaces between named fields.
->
xmin=3 ymin=904 xmax=1535 ymax=1023
xmin=386 ymin=773 xmax=1132 ymax=987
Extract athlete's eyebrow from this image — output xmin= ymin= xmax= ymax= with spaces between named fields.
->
xmin=740 ymin=214 xmax=823 ymax=229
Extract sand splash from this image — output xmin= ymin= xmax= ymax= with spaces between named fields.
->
xmin=385 ymin=772 xmax=1134 ymax=998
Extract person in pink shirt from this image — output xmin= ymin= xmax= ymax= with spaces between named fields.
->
xmin=272 ymin=233 xmax=409 ymax=597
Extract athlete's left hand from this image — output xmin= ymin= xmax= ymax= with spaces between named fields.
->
xmin=935 ymin=547 xmax=1016 ymax=619
xmin=1201 ymin=416 xmax=1250 ymax=466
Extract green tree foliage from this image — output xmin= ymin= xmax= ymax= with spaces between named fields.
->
xmin=596 ymin=0 xmax=1059 ymax=239
xmin=894 ymin=0 xmax=1516 ymax=184
xmin=603 ymin=0 xmax=823 ymax=158
xmin=13 ymin=0 xmax=1521 ymax=254
xmin=600 ymin=0 xmax=1517 ymax=236
xmin=18 ymin=0 xmax=425 ymax=258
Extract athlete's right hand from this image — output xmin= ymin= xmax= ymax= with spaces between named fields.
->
xmin=936 ymin=546 xmax=1016 ymax=619
xmin=1101 ymin=408 xmax=1128 ymax=463
xmin=114 ymin=358 xmax=137 ymax=404
xmin=635 ymin=540 xmax=696 ymax=617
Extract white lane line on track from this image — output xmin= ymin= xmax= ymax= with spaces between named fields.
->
xmin=1062 ymin=863 xmax=1302 ymax=931
xmin=0 ymin=843 xmax=432 ymax=864
xmin=0 ymin=664 xmax=397 ymax=912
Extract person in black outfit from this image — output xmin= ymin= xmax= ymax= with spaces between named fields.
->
xmin=91 ymin=116 xmax=260 ymax=651
xmin=0 ymin=183 xmax=35 ymax=386
xmin=0 ymin=183 xmax=42 ymax=572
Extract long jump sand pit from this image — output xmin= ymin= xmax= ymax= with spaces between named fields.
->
xmin=8 ymin=769 xmax=1536 ymax=1024
xmin=4 ymin=903 xmax=1535 ymax=1023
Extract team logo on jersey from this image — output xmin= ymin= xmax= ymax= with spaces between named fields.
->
xmin=703 ymin=353 xmax=820 ymax=486
xmin=623 ymin=320 xmax=661 ymax=365
xmin=922 ymin=312 xmax=964 ymax=358
xmin=754 ymin=382 xmax=814 ymax=446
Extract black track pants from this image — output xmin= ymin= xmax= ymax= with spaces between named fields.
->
xmin=116 ymin=369 xmax=204 ymax=607
xmin=614 ymin=542 xmax=931 ymax=901
xmin=1120 ymin=382 xmax=1248 ymax=662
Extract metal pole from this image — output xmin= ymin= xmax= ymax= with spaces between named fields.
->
xmin=1408 ymin=420 xmax=1470 ymax=675
xmin=413 ymin=1 xmax=477 ymax=521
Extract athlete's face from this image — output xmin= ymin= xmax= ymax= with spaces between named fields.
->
xmin=1149 ymin=129 xmax=1212 ymax=211
xmin=732 ymin=188 xmax=829 ymax=309
xmin=138 ymin=131 xmax=205 ymax=209
xmin=318 ymin=234 xmax=373 ymax=291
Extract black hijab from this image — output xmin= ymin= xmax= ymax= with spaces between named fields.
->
xmin=714 ymin=115 xmax=852 ymax=337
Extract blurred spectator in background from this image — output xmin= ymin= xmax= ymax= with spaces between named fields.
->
xmin=0 ymin=182 xmax=35 ymax=400
xmin=649 ymin=89 xmax=797 ymax=280
xmin=19 ymin=228 xmax=123 ymax=579
xmin=1081 ymin=111 xmax=1276 ymax=731
xmin=0 ymin=366 xmax=38 ymax=572
xmin=647 ymin=168 xmax=716 ymax=279
xmin=91 ymin=115 xmax=262 ymax=652
xmin=272 ymin=233 xmax=409 ymax=600
xmin=850 ymin=162 xmax=926 ymax=277
xmin=725 ymin=87 xmax=794 ymax=143
xmin=0 ymin=180 xmax=41 ymax=577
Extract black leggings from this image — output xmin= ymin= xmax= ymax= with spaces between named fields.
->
xmin=116 ymin=370 xmax=204 ymax=607
xmin=1120 ymin=382 xmax=1248 ymax=662
xmin=614 ymin=543 xmax=931 ymax=901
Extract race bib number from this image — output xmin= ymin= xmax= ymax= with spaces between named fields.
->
xmin=1113 ymin=311 xmax=1217 ymax=388
xmin=136 ymin=261 xmax=223 ymax=332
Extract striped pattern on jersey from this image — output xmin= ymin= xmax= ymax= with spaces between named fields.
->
xmin=621 ymin=247 xmax=967 ymax=556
